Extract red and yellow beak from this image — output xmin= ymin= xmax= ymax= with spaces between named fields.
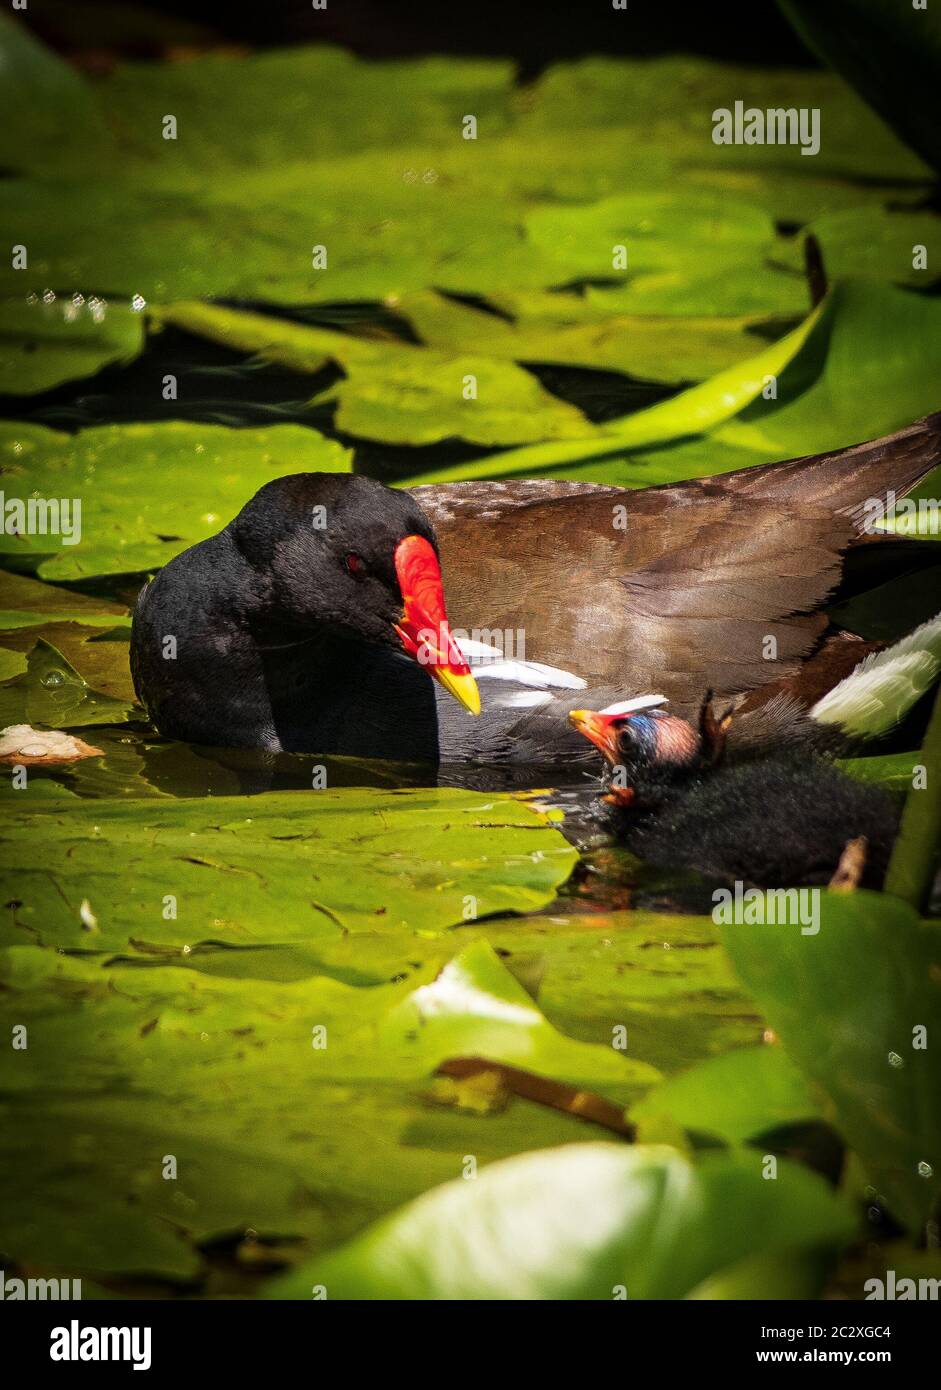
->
xmin=393 ymin=535 xmax=480 ymax=716
xmin=568 ymin=708 xmax=622 ymax=764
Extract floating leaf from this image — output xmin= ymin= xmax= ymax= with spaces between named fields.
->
xmin=770 ymin=208 xmax=941 ymax=289
xmin=397 ymin=289 xmax=779 ymax=384
xmin=0 ymin=788 xmax=578 ymax=953
xmin=632 ymin=1043 xmax=819 ymax=1145
xmin=0 ymin=635 xmax=135 ymax=730
xmin=721 ymin=891 xmax=941 ymax=1230
xmin=381 ymin=939 xmax=659 ymax=1096
xmin=0 ymin=570 xmax=130 ymax=630
xmin=525 ymin=192 xmax=805 ymax=316
xmin=266 ymin=1142 xmax=854 ymax=1300
xmin=0 ymin=30 xmax=930 ymax=308
xmin=409 ymin=280 xmax=941 ymax=485
xmin=405 ymin=294 xmax=824 ymax=483
xmin=0 ymin=923 xmax=650 ymax=1283
xmin=0 ymin=295 xmax=144 ymax=396
xmin=0 ymin=421 xmax=352 ymax=580
xmin=157 ymin=302 xmax=592 ymax=446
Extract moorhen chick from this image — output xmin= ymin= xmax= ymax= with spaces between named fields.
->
xmin=131 ymin=415 xmax=941 ymax=764
xmin=568 ymin=695 xmax=901 ymax=888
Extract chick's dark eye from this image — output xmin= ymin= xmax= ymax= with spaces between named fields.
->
xmin=346 ymin=552 xmax=364 ymax=578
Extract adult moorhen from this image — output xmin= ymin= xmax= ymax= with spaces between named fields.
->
xmin=131 ymin=474 xmax=482 ymax=762
xmin=131 ymin=415 xmax=941 ymax=764
xmin=568 ymin=695 xmax=901 ymax=889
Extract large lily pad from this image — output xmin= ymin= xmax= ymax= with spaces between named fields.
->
xmin=156 ymin=302 xmax=593 ymax=446
xmin=406 ymin=294 xmax=824 ymax=483
xmin=721 ymin=891 xmax=941 ymax=1231
xmin=396 ymin=289 xmax=778 ymax=384
xmin=0 ymin=920 xmax=665 ymax=1284
xmin=0 ymin=570 xmax=129 ymax=630
xmin=381 ymin=938 xmax=659 ymax=1093
xmin=0 ymin=295 xmax=145 ymax=396
xmin=0 ymin=26 xmax=931 ymax=312
xmin=0 ymin=787 xmax=578 ymax=953
xmin=0 ymin=421 xmax=351 ymax=580
xmin=412 ymin=280 xmax=941 ymax=485
xmin=0 ymin=944 xmax=576 ymax=1280
xmin=525 ymin=192 xmax=806 ymax=316
xmin=266 ymin=1142 xmax=855 ymax=1300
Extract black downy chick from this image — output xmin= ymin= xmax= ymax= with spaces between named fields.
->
xmin=569 ymin=696 xmax=901 ymax=889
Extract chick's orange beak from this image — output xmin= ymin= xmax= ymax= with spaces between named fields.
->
xmin=393 ymin=535 xmax=480 ymax=716
xmin=568 ymin=708 xmax=623 ymax=764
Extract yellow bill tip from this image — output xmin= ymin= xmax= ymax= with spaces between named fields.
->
xmin=434 ymin=667 xmax=481 ymax=716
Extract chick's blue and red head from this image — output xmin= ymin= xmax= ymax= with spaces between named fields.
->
xmin=568 ymin=696 xmax=702 ymax=805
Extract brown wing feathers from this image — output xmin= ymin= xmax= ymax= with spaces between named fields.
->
xmin=418 ymin=416 xmax=941 ymax=705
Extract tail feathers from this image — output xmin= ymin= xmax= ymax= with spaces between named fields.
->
xmin=811 ymin=611 xmax=941 ymax=736
xmin=715 ymin=412 xmax=941 ymax=526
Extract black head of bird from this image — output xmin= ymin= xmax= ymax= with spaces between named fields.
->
xmin=230 ymin=474 xmax=480 ymax=713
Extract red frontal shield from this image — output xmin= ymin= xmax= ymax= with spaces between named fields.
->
xmin=393 ymin=535 xmax=480 ymax=715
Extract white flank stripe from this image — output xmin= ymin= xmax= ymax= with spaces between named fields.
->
xmin=456 ymin=637 xmax=586 ymax=691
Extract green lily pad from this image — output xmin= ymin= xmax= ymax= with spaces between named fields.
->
xmin=412 ymin=279 xmax=941 ymax=486
xmin=103 ymin=45 xmax=514 ymax=184
xmin=406 ymin=293 xmax=824 ymax=483
xmin=0 ymin=646 xmax=27 ymax=682
xmin=715 ymin=281 xmax=941 ymax=460
xmin=265 ymin=1141 xmax=855 ymax=1300
xmin=0 ymin=621 xmax=135 ymax=705
xmin=157 ymin=302 xmax=592 ymax=446
xmin=0 ymin=874 xmax=766 ymax=1287
xmin=0 ymin=27 xmax=930 ymax=311
xmin=0 ymin=635 xmax=135 ymax=730
xmin=525 ymin=191 xmax=806 ymax=316
xmin=0 ymin=787 xmax=578 ymax=953
xmin=381 ymin=939 xmax=659 ymax=1094
xmin=512 ymin=54 xmax=929 ymax=187
xmin=632 ymin=1043 xmax=820 ymax=1145
xmin=0 ymin=924 xmax=655 ymax=1284
xmin=721 ymin=890 xmax=941 ymax=1231
xmin=397 ymin=289 xmax=781 ymax=384
xmin=0 ymin=295 xmax=145 ymax=396
xmin=0 ymin=570 xmax=130 ymax=630
xmin=770 ymin=208 xmax=941 ymax=289
xmin=0 ymin=421 xmax=352 ymax=580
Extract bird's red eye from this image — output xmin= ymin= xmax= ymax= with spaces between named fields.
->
xmin=346 ymin=552 xmax=363 ymax=577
